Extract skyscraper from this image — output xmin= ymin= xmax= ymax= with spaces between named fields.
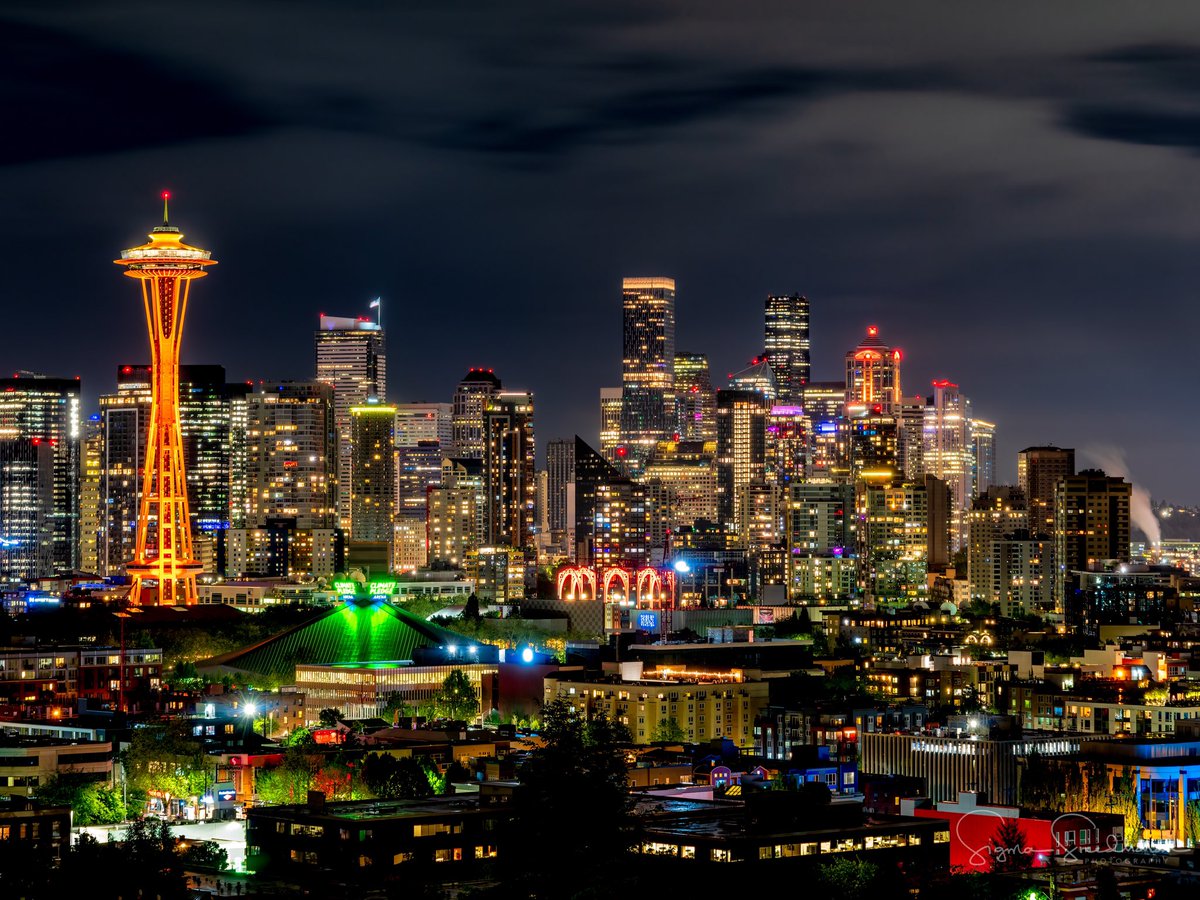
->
xmin=177 ymin=366 xmax=249 ymax=534
xmin=98 ymin=365 xmax=248 ymax=576
xmin=79 ymin=416 xmax=103 ymax=575
xmin=427 ymin=458 xmax=483 ymax=568
xmin=246 ymin=382 xmax=336 ymax=530
xmin=452 ymin=369 xmax=502 ymax=459
xmin=0 ymin=374 xmax=80 ymax=579
xmin=572 ymin=436 xmax=648 ymax=567
xmin=728 ymin=358 xmax=777 ymax=405
xmin=115 ymin=203 xmax=213 ymax=605
xmin=349 ymin=401 xmax=397 ymax=546
xmin=396 ymin=442 xmax=443 ymax=515
xmin=1018 ymin=446 xmax=1075 ymax=537
xmin=644 ymin=439 xmax=718 ymax=531
xmin=395 ymin=402 xmax=452 ymax=448
xmin=483 ymin=392 xmax=536 ymax=550
xmin=922 ymin=380 xmax=973 ymax=551
xmin=764 ymin=293 xmax=810 ymax=405
xmin=98 ymin=369 xmax=150 ymax=575
xmin=315 ymin=313 xmax=386 ymax=528
xmin=545 ymin=438 xmax=575 ymax=539
xmin=673 ymin=352 xmax=716 ymax=442
xmin=845 ymin=325 xmax=902 ymax=414
xmin=1054 ymin=469 xmax=1131 ymax=613
xmin=715 ymin=389 xmax=768 ymax=534
xmin=803 ymin=381 xmax=847 ymax=483
xmin=971 ymin=419 xmax=997 ymax=496
xmin=966 ymin=486 xmax=1028 ymax=603
xmin=620 ymin=277 xmax=676 ymax=472
xmin=0 ymin=437 xmax=54 ymax=582
xmin=599 ymin=387 xmax=623 ymax=465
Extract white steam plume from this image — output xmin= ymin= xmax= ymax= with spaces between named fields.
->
xmin=1081 ymin=445 xmax=1161 ymax=547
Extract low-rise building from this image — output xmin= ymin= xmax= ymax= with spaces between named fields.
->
xmin=859 ymin=731 xmax=1080 ymax=805
xmin=545 ymin=673 xmax=770 ymax=748
xmin=0 ymin=735 xmax=112 ymax=799
xmin=246 ymin=789 xmax=506 ymax=881
xmin=902 ymin=791 xmax=1124 ymax=872
xmin=0 ymin=798 xmax=72 ymax=863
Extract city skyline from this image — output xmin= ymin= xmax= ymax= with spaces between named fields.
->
xmin=6 ymin=4 xmax=1200 ymax=501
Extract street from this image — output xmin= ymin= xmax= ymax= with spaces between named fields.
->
xmin=77 ymin=819 xmax=249 ymax=872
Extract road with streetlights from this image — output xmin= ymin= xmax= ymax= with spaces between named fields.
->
xmin=78 ymin=818 xmax=249 ymax=871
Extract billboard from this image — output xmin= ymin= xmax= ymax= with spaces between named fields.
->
xmin=636 ymin=610 xmax=660 ymax=631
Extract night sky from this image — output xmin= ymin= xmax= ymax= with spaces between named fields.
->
xmin=4 ymin=3 xmax=1200 ymax=499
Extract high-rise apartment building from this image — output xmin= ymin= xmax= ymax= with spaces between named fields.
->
xmin=620 ymin=277 xmax=676 ymax=472
xmin=673 ymin=352 xmax=717 ymax=443
xmin=482 ymin=392 xmax=535 ymax=550
xmin=966 ymin=486 xmax=1028 ymax=603
xmin=452 ymin=369 xmax=501 ymax=459
xmin=246 ymin=382 xmax=336 ymax=529
xmin=1019 ymin=445 xmax=1074 ymax=611
xmin=991 ymin=533 xmax=1048 ymax=618
xmin=427 ymin=458 xmax=484 ymax=568
xmin=1018 ymin=446 xmax=1075 ymax=537
xmin=845 ymin=326 xmax=902 ymax=414
xmin=922 ymin=380 xmax=973 ymax=551
xmin=788 ymin=482 xmax=856 ymax=601
xmin=764 ymin=293 xmax=810 ymax=405
xmin=315 ymin=314 xmax=386 ymax=528
xmin=861 ymin=476 xmax=949 ymax=599
xmin=545 ymin=439 xmax=575 ymax=539
xmin=79 ymin=417 xmax=103 ymax=574
xmin=349 ymin=401 xmax=397 ymax=545
xmin=0 ymin=375 xmax=80 ymax=578
xmin=715 ymin=389 xmax=768 ymax=535
xmin=1054 ymin=469 xmax=1132 ymax=613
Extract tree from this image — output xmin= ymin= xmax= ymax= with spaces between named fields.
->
xmin=989 ymin=818 xmax=1031 ymax=873
xmin=282 ymin=726 xmax=317 ymax=748
xmin=816 ymin=858 xmax=884 ymax=900
xmin=651 ymin=717 xmax=686 ymax=743
xmin=318 ymin=707 xmax=344 ymax=727
xmin=383 ymin=691 xmax=415 ymax=724
xmin=361 ymin=753 xmax=434 ymax=800
xmin=181 ymin=839 xmax=229 ymax=871
xmin=122 ymin=721 xmax=208 ymax=803
xmin=435 ymin=668 xmax=479 ymax=722
xmin=36 ymin=775 xmax=126 ymax=826
xmin=507 ymin=698 xmax=633 ymax=896
xmin=462 ymin=591 xmax=481 ymax=622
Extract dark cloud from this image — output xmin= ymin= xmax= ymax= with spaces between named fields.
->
xmin=437 ymin=64 xmax=956 ymax=160
xmin=0 ymin=18 xmax=271 ymax=166
xmin=1063 ymin=105 xmax=1200 ymax=152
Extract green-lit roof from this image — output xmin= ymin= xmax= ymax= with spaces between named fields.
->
xmin=199 ymin=600 xmax=465 ymax=679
